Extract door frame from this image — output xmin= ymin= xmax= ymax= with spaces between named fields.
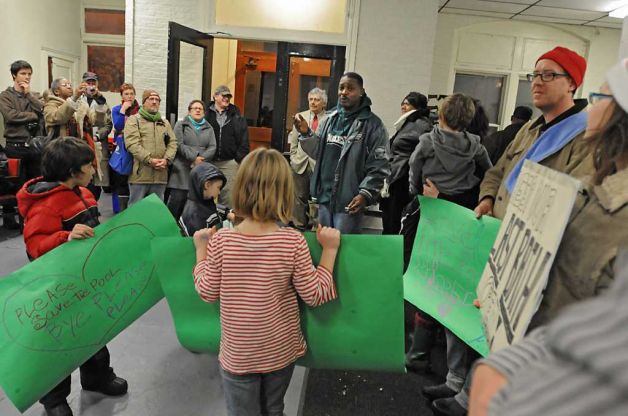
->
xmin=272 ymin=43 xmax=346 ymax=152
xmin=166 ymin=22 xmax=214 ymax=125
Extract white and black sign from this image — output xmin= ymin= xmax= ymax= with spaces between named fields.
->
xmin=477 ymin=160 xmax=581 ymax=352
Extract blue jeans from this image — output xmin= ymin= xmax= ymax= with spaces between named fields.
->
xmin=446 ymin=329 xmax=479 ymax=409
xmin=128 ymin=184 xmax=166 ymax=206
xmin=220 ymin=363 xmax=295 ymax=416
xmin=318 ymin=204 xmax=363 ymax=234
xmin=445 ymin=329 xmax=471 ymax=392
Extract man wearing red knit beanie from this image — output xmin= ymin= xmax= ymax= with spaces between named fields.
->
xmin=475 ymin=46 xmax=594 ymax=220
xmin=429 ymin=46 xmax=596 ymax=416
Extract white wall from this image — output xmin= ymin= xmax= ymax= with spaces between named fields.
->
xmin=124 ymin=0 xmax=210 ymax=115
xmin=430 ymin=14 xmax=621 ymax=125
xmin=211 ymin=38 xmax=237 ymax=94
xmin=621 ymin=17 xmax=628 ymax=59
xmin=353 ymin=0 xmax=438 ymax=133
xmin=0 ymin=0 xmax=82 ymax=92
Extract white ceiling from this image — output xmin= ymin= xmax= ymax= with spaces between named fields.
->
xmin=438 ymin=0 xmax=627 ymax=28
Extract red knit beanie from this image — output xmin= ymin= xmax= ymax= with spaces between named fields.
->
xmin=536 ymin=47 xmax=587 ymax=89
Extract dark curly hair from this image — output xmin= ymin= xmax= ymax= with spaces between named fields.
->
xmin=591 ymin=101 xmax=628 ymax=185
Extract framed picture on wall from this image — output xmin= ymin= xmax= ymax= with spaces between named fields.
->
xmin=86 ymin=45 xmax=125 ymax=92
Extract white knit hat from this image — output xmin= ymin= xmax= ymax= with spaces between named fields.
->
xmin=606 ymin=58 xmax=628 ymax=113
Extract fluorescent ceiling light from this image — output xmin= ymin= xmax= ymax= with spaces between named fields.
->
xmin=610 ymin=5 xmax=628 ymax=18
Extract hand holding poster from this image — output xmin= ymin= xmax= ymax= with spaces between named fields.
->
xmin=0 ymin=195 xmax=180 ymax=412
xmin=404 ymin=196 xmax=501 ymax=356
xmin=152 ymin=233 xmax=406 ymax=371
xmin=477 ymin=161 xmax=581 ymax=352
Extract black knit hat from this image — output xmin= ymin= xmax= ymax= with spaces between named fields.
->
xmin=404 ymin=92 xmax=428 ymax=110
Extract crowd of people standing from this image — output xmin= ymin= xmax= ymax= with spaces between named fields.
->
xmin=0 ymin=43 xmax=627 ymax=416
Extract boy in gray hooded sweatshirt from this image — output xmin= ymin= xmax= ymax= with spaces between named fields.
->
xmin=408 ymin=93 xmax=492 ymax=208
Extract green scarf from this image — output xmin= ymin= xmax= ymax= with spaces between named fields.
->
xmin=139 ymin=106 xmax=162 ymax=122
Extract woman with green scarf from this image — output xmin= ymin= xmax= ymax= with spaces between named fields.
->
xmin=124 ymin=89 xmax=178 ymax=205
xmin=166 ymin=99 xmax=217 ymax=219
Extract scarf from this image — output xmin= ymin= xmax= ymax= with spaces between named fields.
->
xmin=505 ymin=111 xmax=587 ymax=193
xmin=188 ymin=115 xmax=207 ymax=130
xmin=122 ymin=100 xmax=140 ymax=117
xmin=139 ymin=106 xmax=162 ymax=122
xmin=392 ymin=109 xmax=417 ymax=135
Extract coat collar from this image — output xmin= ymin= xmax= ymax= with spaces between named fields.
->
xmin=593 ymin=168 xmax=628 ymax=213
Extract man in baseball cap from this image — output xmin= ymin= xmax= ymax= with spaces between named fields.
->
xmin=204 ymin=84 xmax=249 ymax=206
xmin=429 ymin=46 xmax=596 ymax=416
xmin=79 ymin=70 xmax=113 ymax=200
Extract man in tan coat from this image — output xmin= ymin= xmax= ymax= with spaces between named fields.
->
xmin=287 ymin=87 xmax=328 ymax=228
xmin=475 ymin=46 xmax=593 ymax=220
xmin=429 ymin=46 xmax=596 ymax=416
xmin=124 ymin=90 xmax=177 ymax=205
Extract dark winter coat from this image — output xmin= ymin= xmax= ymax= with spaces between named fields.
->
xmin=204 ymin=103 xmax=249 ymax=163
xmin=387 ymin=111 xmax=433 ymax=185
xmin=179 ymin=162 xmax=227 ymax=236
xmin=481 ymin=122 xmax=526 ymax=165
xmin=299 ymin=98 xmax=390 ymax=213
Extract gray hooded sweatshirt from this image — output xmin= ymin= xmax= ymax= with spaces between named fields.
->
xmin=408 ymin=126 xmax=492 ymax=195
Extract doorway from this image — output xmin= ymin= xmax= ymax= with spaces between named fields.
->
xmin=166 ymin=22 xmax=215 ymax=127
xmin=166 ymin=22 xmax=346 ymax=153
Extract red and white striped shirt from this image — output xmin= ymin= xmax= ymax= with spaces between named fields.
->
xmin=193 ymin=227 xmax=337 ymax=374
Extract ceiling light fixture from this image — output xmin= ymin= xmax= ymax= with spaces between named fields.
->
xmin=609 ymin=4 xmax=628 ymax=18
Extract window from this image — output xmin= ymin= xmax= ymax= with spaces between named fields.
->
xmin=453 ymin=73 xmax=505 ymax=125
xmin=85 ymin=8 xmax=125 ymax=35
xmin=515 ymin=78 xmax=542 ymax=121
xmin=82 ymin=6 xmax=126 ymax=98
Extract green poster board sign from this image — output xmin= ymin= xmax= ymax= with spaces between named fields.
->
xmin=404 ymin=197 xmax=501 ymax=356
xmin=0 ymin=195 xmax=180 ymax=412
xmin=152 ymin=233 xmax=405 ymax=371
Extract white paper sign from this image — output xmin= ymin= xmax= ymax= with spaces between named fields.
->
xmin=477 ymin=160 xmax=581 ymax=352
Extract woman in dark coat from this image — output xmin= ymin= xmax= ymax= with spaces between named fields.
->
xmin=380 ymin=92 xmax=432 ymax=235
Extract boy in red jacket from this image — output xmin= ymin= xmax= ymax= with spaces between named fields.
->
xmin=17 ymin=137 xmax=127 ymax=416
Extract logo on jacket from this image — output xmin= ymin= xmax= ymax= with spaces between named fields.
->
xmin=326 ymin=134 xmax=347 ymax=148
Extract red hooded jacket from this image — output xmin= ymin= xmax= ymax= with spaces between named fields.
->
xmin=17 ymin=177 xmax=99 ymax=259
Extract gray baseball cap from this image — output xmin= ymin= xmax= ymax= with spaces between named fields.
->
xmin=214 ymin=85 xmax=232 ymax=97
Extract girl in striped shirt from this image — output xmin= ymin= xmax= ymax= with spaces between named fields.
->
xmin=192 ymin=148 xmax=341 ymax=416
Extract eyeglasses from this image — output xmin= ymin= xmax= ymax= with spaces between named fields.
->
xmin=588 ymin=92 xmax=613 ymax=105
xmin=526 ymin=72 xmax=570 ymax=82
xmin=189 ymin=106 xmax=204 ymax=111
xmin=146 ymin=97 xmax=161 ymax=102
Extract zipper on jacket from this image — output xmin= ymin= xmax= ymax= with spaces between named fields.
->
xmin=218 ymin=125 xmax=222 ymax=159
